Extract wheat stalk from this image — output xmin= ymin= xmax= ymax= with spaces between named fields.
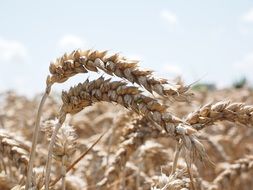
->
xmin=25 ymin=84 xmax=51 ymax=190
xmin=44 ymin=116 xmax=65 ymax=190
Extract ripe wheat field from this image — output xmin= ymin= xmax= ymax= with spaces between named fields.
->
xmin=0 ymin=49 xmax=252 ymax=190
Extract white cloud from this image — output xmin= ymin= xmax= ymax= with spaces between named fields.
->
xmin=58 ymin=35 xmax=86 ymax=50
xmin=163 ymin=64 xmax=182 ymax=75
xmin=160 ymin=10 xmax=178 ymax=25
xmin=0 ymin=37 xmax=27 ymax=63
xmin=241 ymin=8 xmax=253 ymax=23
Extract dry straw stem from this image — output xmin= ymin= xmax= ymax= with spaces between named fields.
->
xmin=44 ymin=115 xmax=66 ymax=190
xmin=48 ymin=49 xmax=191 ymax=101
xmin=186 ymin=101 xmax=253 ymax=130
xmin=209 ymin=155 xmax=253 ymax=190
xmin=44 ymin=123 xmax=78 ymax=190
xmin=25 ymin=84 xmax=51 ymax=190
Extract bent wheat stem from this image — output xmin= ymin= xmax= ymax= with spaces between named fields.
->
xmin=25 ymin=83 xmax=52 ymax=190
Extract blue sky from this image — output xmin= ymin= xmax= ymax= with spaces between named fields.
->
xmin=0 ymin=0 xmax=253 ymax=95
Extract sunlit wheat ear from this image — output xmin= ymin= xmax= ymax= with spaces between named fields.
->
xmin=48 ymin=49 xmax=192 ymax=101
xmin=185 ymin=101 xmax=253 ymax=130
xmin=60 ymin=76 xmax=196 ymax=137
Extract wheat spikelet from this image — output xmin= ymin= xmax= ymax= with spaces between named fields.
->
xmin=48 ymin=49 xmax=191 ymax=101
xmin=185 ymin=101 xmax=253 ymax=130
xmin=42 ymin=121 xmax=78 ymax=163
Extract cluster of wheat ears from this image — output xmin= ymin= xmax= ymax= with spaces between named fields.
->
xmin=0 ymin=49 xmax=252 ymax=190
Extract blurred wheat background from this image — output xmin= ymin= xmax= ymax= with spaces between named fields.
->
xmin=0 ymin=1 xmax=253 ymax=190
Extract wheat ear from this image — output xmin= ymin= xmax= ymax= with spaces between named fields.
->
xmin=186 ymin=101 xmax=253 ymax=130
xmin=60 ymin=77 xmax=195 ymax=136
xmin=48 ymin=49 xmax=191 ymax=101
